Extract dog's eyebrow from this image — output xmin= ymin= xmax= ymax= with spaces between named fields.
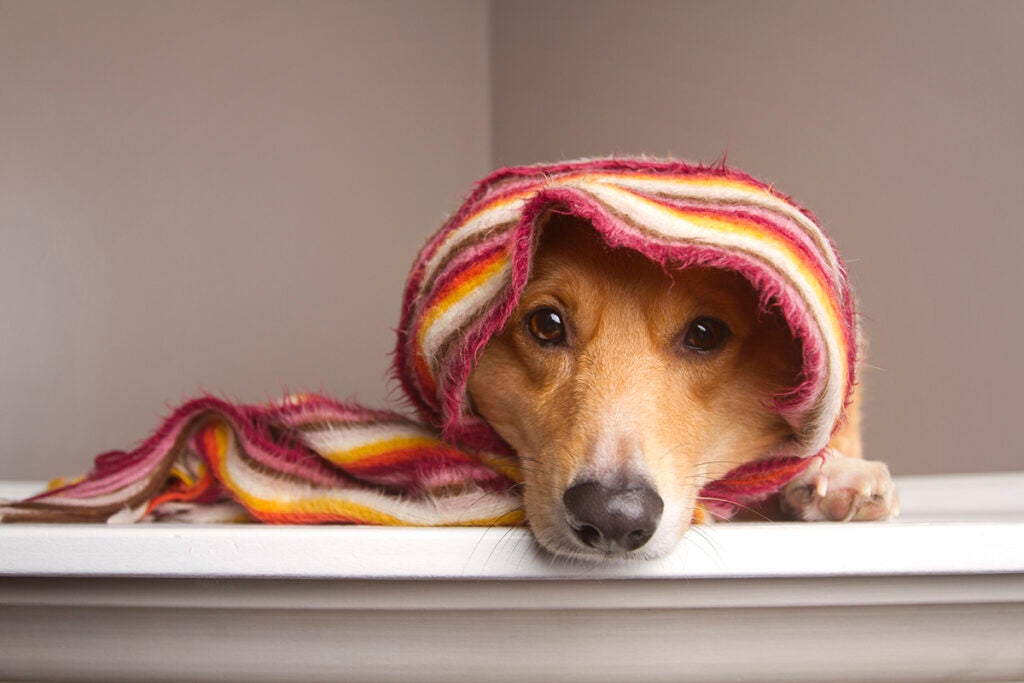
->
xmin=691 ymin=290 xmax=742 ymax=312
xmin=518 ymin=271 xmax=581 ymax=306
xmin=673 ymin=285 xmax=755 ymax=333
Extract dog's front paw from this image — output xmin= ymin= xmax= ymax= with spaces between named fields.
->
xmin=781 ymin=450 xmax=898 ymax=522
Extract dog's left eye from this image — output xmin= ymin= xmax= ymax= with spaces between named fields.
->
xmin=526 ymin=307 xmax=567 ymax=345
xmin=682 ymin=316 xmax=729 ymax=353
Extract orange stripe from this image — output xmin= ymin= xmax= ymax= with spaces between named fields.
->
xmin=146 ymin=467 xmax=215 ymax=514
xmin=412 ymin=351 xmax=437 ymax=401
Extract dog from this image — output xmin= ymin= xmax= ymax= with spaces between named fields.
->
xmin=467 ymin=214 xmax=897 ymax=560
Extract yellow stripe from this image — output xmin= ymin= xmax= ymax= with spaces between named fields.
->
xmin=168 ymin=463 xmax=198 ymax=487
xmin=233 ymin=481 xmax=523 ymax=526
xmin=477 ymin=451 xmax=523 ymax=483
xmin=211 ymin=421 xmax=229 ymax=456
xmin=240 ymin=493 xmax=407 ymax=525
xmin=323 ymin=435 xmax=442 ymax=465
xmin=47 ymin=474 xmax=85 ymax=491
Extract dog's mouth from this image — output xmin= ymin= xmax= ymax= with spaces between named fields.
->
xmin=535 ymin=522 xmax=686 ymax=562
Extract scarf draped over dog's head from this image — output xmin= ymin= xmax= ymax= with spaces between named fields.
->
xmin=396 ymin=158 xmax=858 ymax=460
xmin=1 ymin=157 xmax=857 ymax=525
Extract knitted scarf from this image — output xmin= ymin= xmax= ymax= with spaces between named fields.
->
xmin=0 ymin=158 xmax=857 ymax=525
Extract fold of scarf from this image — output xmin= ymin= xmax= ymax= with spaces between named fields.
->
xmin=1 ymin=157 xmax=854 ymax=525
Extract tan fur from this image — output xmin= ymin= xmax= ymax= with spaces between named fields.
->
xmin=468 ymin=215 xmax=893 ymax=560
xmin=828 ymin=386 xmax=864 ymax=460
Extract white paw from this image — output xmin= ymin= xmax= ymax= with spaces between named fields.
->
xmin=781 ymin=450 xmax=899 ymax=522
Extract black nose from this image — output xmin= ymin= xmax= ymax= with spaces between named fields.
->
xmin=563 ymin=480 xmax=664 ymax=552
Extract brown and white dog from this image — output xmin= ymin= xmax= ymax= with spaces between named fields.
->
xmin=468 ymin=215 xmax=896 ymax=561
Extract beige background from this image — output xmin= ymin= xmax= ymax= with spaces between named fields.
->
xmin=1 ymin=1 xmax=1021 ymax=479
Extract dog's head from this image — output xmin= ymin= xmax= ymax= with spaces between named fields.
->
xmin=394 ymin=159 xmax=859 ymax=560
xmin=466 ymin=216 xmax=803 ymax=559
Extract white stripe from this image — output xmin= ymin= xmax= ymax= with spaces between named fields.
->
xmin=601 ymin=174 xmax=842 ymax=285
xmin=578 ymin=180 xmax=844 ymax=453
xmin=301 ymin=422 xmax=437 ymax=455
xmin=420 ymin=260 xmax=511 ymax=365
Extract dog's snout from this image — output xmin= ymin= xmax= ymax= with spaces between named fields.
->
xmin=563 ymin=481 xmax=664 ymax=552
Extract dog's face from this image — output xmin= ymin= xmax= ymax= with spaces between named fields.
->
xmin=467 ymin=216 xmax=803 ymax=560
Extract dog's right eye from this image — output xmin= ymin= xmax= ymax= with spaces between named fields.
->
xmin=526 ymin=307 xmax=567 ymax=346
xmin=681 ymin=316 xmax=730 ymax=353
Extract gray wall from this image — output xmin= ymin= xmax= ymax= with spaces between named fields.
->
xmin=494 ymin=0 xmax=1024 ymax=475
xmin=0 ymin=1 xmax=491 ymax=478
xmin=2 ymin=1 xmax=1020 ymax=479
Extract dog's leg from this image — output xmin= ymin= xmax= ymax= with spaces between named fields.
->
xmin=779 ymin=387 xmax=899 ymax=521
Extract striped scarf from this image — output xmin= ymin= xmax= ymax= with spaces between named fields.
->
xmin=1 ymin=158 xmax=857 ymax=525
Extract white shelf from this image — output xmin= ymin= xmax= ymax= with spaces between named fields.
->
xmin=2 ymin=472 xmax=1023 ymax=682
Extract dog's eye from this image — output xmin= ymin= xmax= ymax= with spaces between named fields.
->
xmin=682 ymin=317 xmax=729 ymax=352
xmin=526 ymin=307 xmax=567 ymax=345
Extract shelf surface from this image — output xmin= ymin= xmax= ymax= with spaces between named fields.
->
xmin=2 ymin=471 xmax=1023 ymax=580
xmin=3 ymin=472 xmax=1024 ymax=682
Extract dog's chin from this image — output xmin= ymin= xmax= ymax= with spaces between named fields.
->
xmin=543 ymin=544 xmax=660 ymax=563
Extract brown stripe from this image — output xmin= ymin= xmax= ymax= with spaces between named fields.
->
xmin=0 ymin=506 xmax=112 ymax=523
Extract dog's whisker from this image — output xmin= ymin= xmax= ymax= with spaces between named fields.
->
xmin=685 ymin=523 xmax=725 ymax=565
xmin=654 ymin=442 xmax=690 ymax=466
xmin=483 ymin=523 xmax=527 ymax=568
xmin=695 ymin=458 xmax=749 ymax=471
xmin=473 ymin=520 xmax=518 ymax=568
xmin=696 ymin=495 xmax=774 ymax=523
